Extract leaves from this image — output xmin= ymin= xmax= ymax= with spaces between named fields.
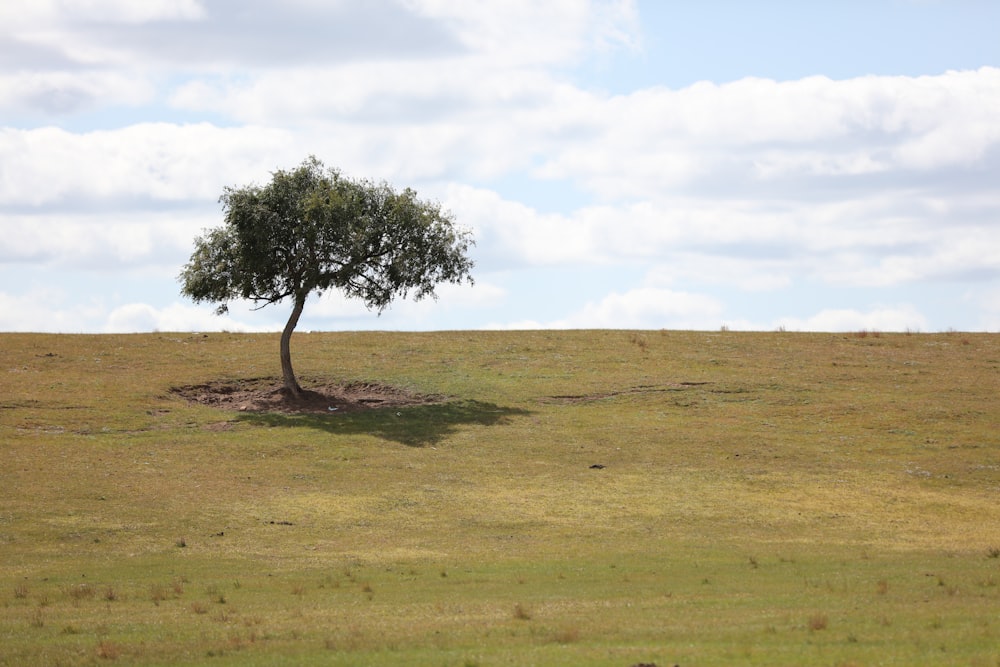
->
xmin=179 ymin=156 xmax=475 ymax=315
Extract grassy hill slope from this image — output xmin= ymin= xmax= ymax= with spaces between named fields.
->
xmin=2 ymin=330 xmax=998 ymax=665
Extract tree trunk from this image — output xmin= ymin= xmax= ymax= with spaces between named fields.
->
xmin=280 ymin=293 xmax=306 ymax=397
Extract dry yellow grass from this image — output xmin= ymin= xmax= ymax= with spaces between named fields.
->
xmin=1 ymin=330 xmax=998 ymax=665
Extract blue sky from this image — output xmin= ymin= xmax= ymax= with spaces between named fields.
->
xmin=2 ymin=0 xmax=999 ymax=333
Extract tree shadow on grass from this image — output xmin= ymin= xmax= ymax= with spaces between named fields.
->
xmin=235 ymin=399 xmax=533 ymax=447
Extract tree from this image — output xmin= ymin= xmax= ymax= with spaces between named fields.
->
xmin=179 ymin=156 xmax=474 ymax=397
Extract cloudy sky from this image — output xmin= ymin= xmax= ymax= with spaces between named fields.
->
xmin=3 ymin=0 xmax=999 ymax=333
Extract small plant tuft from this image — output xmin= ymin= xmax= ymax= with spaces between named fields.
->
xmin=629 ymin=333 xmax=649 ymax=352
xmin=66 ymin=583 xmax=95 ymax=602
xmin=853 ymin=328 xmax=883 ymax=339
xmin=150 ymin=585 xmax=167 ymax=605
xmin=808 ymin=613 xmax=829 ymax=631
xmin=96 ymin=640 xmax=121 ymax=660
xmin=553 ymin=626 xmax=580 ymax=644
xmin=513 ymin=603 xmax=531 ymax=620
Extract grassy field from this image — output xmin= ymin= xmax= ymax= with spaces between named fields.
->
xmin=1 ymin=329 xmax=999 ymax=666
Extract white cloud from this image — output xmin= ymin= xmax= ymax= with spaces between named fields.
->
xmin=71 ymin=0 xmax=206 ymax=23
xmin=148 ymin=278 xmax=509 ymax=333
xmin=0 ymin=287 xmax=105 ymax=332
xmin=3 ymin=0 xmax=638 ymax=74
xmin=488 ymin=287 xmax=724 ymax=330
xmin=445 ymin=185 xmax=604 ymax=266
xmin=774 ymin=306 xmax=929 ymax=333
xmin=644 ymin=258 xmax=794 ymax=292
xmin=0 ymin=0 xmax=205 ymax=29
xmin=305 ymin=279 xmax=507 ymax=329
xmin=0 ymin=123 xmax=294 ymax=206
xmin=0 ymin=70 xmax=154 ymax=115
xmin=0 ymin=0 xmax=207 ymax=72
xmin=404 ymin=0 xmax=638 ymax=66
xmin=534 ymin=68 xmax=1000 ymax=200
xmin=820 ymin=229 xmax=1000 ymax=287
xmin=2 ymin=2 xmax=998 ymax=334
xmin=447 ymin=183 xmax=1000 ymax=292
xmin=103 ymin=301 xmax=268 ymax=333
xmin=0 ymin=288 xmax=266 ymax=334
xmin=162 ymin=67 xmax=1000 ymax=282
xmin=570 ymin=287 xmax=724 ymax=328
xmin=1 ymin=210 xmax=214 ymax=269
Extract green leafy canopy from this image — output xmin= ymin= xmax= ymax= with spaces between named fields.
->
xmin=179 ymin=156 xmax=475 ymax=316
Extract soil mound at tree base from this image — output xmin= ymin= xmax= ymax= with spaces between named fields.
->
xmin=171 ymin=378 xmax=441 ymax=415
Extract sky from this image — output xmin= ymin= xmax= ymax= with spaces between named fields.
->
xmin=2 ymin=0 xmax=1000 ymax=334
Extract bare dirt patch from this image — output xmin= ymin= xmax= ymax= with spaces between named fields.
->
xmin=171 ymin=377 xmax=442 ymax=415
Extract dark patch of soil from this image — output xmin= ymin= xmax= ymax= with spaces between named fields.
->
xmin=540 ymin=381 xmax=712 ymax=404
xmin=171 ymin=377 xmax=442 ymax=415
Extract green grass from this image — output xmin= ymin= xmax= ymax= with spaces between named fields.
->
xmin=2 ymin=329 xmax=999 ymax=665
